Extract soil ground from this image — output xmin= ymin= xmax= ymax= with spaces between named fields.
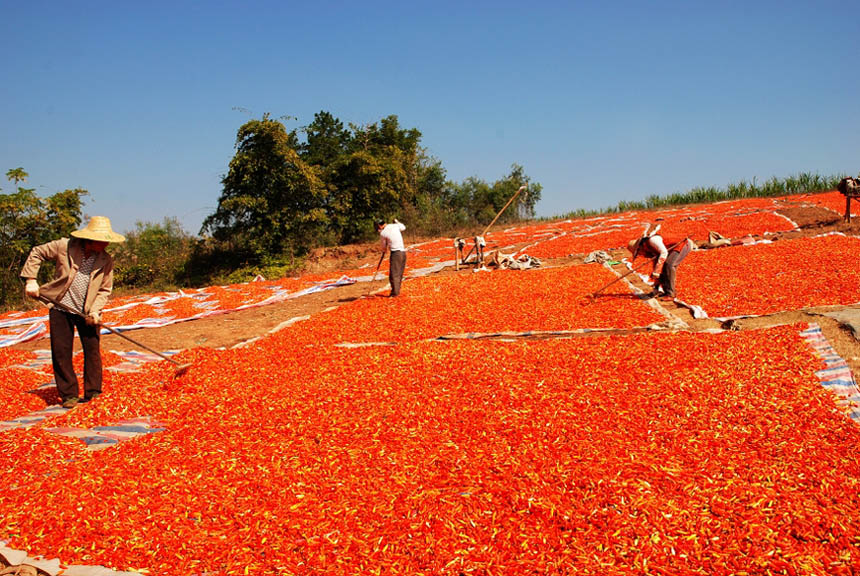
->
xmin=11 ymin=203 xmax=860 ymax=378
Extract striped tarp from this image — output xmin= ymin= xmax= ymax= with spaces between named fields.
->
xmin=800 ymin=323 xmax=860 ymax=422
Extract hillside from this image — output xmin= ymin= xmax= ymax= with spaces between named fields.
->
xmin=2 ymin=190 xmax=860 ymax=575
xmin=12 ymin=192 xmax=860 ymax=374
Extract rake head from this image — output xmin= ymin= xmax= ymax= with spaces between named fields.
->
xmin=173 ymin=362 xmax=193 ymax=377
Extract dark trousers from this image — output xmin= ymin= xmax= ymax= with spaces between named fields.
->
xmin=659 ymin=242 xmax=691 ymax=297
xmin=49 ymin=307 xmax=102 ymax=400
xmin=389 ymin=250 xmax=407 ymax=296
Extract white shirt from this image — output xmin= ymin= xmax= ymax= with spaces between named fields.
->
xmin=646 ymin=235 xmax=669 ymax=262
xmin=379 ymin=222 xmax=406 ymax=252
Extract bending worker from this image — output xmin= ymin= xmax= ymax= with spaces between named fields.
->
xmin=375 ymin=218 xmax=407 ymax=297
xmin=20 ymin=216 xmax=126 ymax=409
xmin=627 ymin=226 xmax=694 ymax=301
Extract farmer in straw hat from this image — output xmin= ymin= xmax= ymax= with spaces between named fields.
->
xmin=627 ymin=224 xmax=695 ymax=302
xmin=20 ymin=216 xmax=126 ymax=409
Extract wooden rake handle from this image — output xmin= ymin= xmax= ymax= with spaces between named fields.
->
xmin=37 ymin=295 xmax=190 ymax=371
xmin=589 ymin=239 xmax=686 ymax=298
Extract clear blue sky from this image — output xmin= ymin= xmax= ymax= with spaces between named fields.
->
xmin=2 ymin=0 xmax=858 ymax=236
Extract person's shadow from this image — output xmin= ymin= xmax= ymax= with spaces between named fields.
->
xmin=27 ymin=383 xmax=60 ymax=405
xmin=588 ymin=292 xmax=647 ymax=301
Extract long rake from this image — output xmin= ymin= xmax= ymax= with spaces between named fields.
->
xmin=37 ymin=295 xmax=193 ymax=376
xmin=586 ymin=239 xmax=684 ymax=301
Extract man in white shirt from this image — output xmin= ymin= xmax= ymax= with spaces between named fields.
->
xmin=375 ymin=218 xmax=407 ymax=297
xmin=627 ymin=231 xmax=694 ymax=300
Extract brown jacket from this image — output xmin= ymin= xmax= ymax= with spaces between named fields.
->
xmin=20 ymin=237 xmax=115 ymax=315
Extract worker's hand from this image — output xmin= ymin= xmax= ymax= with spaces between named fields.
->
xmin=85 ymin=311 xmax=101 ymax=326
xmin=25 ymin=279 xmax=40 ymax=299
xmin=650 ymin=271 xmax=661 ymax=279
xmin=393 ymin=218 xmax=400 ymax=224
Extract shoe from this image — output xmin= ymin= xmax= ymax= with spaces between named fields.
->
xmin=61 ymin=397 xmax=79 ymax=409
xmin=79 ymin=392 xmax=101 ymax=403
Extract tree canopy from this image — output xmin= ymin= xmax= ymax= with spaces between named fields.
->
xmin=201 ymin=111 xmax=542 ymax=268
xmin=0 ymin=171 xmax=86 ymax=307
xmin=201 ymin=114 xmax=328 ymax=263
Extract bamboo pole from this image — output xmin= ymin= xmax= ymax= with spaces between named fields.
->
xmin=482 ymin=186 xmax=527 ymax=237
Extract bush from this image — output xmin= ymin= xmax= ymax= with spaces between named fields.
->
xmin=112 ymin=218 xmax=193 ymax=291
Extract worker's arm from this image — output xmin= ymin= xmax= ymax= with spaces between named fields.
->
xmin=20 ymin=239 xmax=64 ymax=298
xmin=647 ymin=236 xmax=669 ymax=277
xmin=20 ymin=239 xmax=62 ymax=279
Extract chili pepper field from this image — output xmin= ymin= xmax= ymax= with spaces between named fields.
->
xmin=2 ymin=191 xmax=860 ymax=575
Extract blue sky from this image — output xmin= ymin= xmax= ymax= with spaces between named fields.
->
xmin=2 ymin=0 xmax=858 ymax=236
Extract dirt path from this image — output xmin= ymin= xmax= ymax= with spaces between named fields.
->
xmin=11 ymin=203 xmax=860 ymax=376
xmin=12 ymin=278 xmax=387 ymax=353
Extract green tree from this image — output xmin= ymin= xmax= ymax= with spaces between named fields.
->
xmin=352 ymin=116 xmax=421 ymax=208
xmin=326 ymin=116 xmax=423 ymax=243
xmin=300 ymin=111 xmax=351 ymax=167
xmin=491 ymin=164 xmax=542 ymax=223
xmin=201 ymin=114 xmax=329 ymax=264
xmin=349 ymin=115 xmax=421 ymax=157
xmin=401 ymin=152 xmax=453 ymax=236
xmin=441 ymin=165 xmax=542 ymax=230
xmin=5 ymin=167 xmax=28 ymax=193
xmin=456 ymin=176 xmax=496 ymax=223
xmin=328 ymin=148 xmax=411 ymax=243
xmin=0 ymin=178 xmax=86 ymax=308
xmin=46 ymin=188 xmax=87 ymax=236
xmin=113 ymin=218 xmax=193 ymax=289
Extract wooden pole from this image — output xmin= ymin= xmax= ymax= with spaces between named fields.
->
xmin=481 ymin=186 xmax=527 ymax=237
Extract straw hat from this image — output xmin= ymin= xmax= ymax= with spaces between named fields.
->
xmin=71 ymin=216 xmax=126 ymax=243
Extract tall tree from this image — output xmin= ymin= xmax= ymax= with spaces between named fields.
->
xmin=301 ymin=111 xmax=351 ymax=167
xmin=202 ymin=114 xmax=328 ymax=262
xmin=401 ymin=152 xmax=455 ymax=236
xmin=491 ymin=164 xmax=542 ymax=222
xmin=45 ymin=188 xmax=87 ymax=237
xmin=442 ymin=165 xmax=542 ymax=229
xmin=324 ymin=115 xmax=424 ymax=242
xmin=455 ymin=176 xmax=496 ymax=223
xmin=5 ymin=167 xmax=28 ymax=193
xmin=0 ymin=182 xmax=86 ymax=307
xmin=328 ymin=149 xmax=411 ymax=243
xmin=350 ymin=115 xmax=421 ymax=156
